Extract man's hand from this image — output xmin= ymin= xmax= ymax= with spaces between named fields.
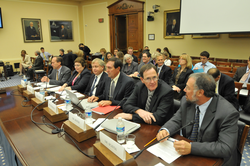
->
xmin=58 ymin=86 xmax=64 ymax=92
xmin=41 ymin=76 xmax=49 ymax=82
xmin=65 ymin=87 xmax=71 ymax=90
xmin=28 ymin=66 xmax=32 ymax=69
xmin=135 ymin=109 xmax=156 ymax=124
xmin=87 ymin=96 xmax=99 ymax=102
xmin=156 ymin=130 xmax=169 ymax=143
xmin=174 ymin=140 xmax=191 ymax=155
xmin=98 ymin=100 xmax=112 ymax=107
xmin=114 ymin=113 xmax=132 ymax=120
xmin=193 ymin=67 xmax=198 ymax=70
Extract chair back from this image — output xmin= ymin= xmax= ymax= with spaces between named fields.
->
xmin=235 ymin=82 xmax=243 ymax=100
xmin=217 ymin=66 xmax=232 ymax=72
xmin=216 ymin=62 xmax=231 ymax=67
xmin=221 ymin=72 xmax=234 ymax=78
xmin=233 ymin=63 xmax=247 ymax=68
xmin=247 ymin=84 xmax=250 ymax=96
xmin=237 ymin=120 xmax=249 ymax=166
xmin=216 ymin=58 xmax=228 ymax=62
xmin=173 ymin=99 xmax=181 ymax=113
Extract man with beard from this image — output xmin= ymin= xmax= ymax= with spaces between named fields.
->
xmin=156 ymin=73 xmax=239 ymax=166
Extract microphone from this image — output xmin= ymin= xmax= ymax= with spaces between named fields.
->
xmin=133 ymin=120 xmax=195 ymax=159
xmin=93 ymin=97 xmax=126 ymax=131
xmin=86 ymin=84 xmax=99 ymax=97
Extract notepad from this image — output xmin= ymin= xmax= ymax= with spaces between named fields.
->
xmin=92 ymin=105 xmax=120 ymax=115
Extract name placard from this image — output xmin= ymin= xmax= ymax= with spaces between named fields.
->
xmin=68 ymin=112 xmax=86 ymax=131
xmin=27 ymin=85 xmax=34 ymax=94
xmin=48 ymin=100 xmax=58 ymax=114
xmin=35 ymin=91 xmax=45 ymax=102
xmin=100 ymin=132 xmax=126 ymax=161
xmin=21 ymin=80 xmax=26 ymax=87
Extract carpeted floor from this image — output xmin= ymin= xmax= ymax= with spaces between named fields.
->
xmin=0 ymin=74 xmax=23 ymax=88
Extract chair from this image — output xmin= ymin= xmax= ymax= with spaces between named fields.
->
xmin=235 ymin=82 xmax=243 ymax=100
xmin=190 ymin=56 xmax=200 ymax=60
xmin=229 ymin=59 xmax=242 ymax=63
xmin=86 ymin=60 xmax=92 ymax=72
xmin=242 ymin=60 xmax=248 ymax=63
xmin=169 ymin=66 xmax=177 ymax=72
xmin=170 ymin=58 xmax=179 ymax=62
xmin=216 ymin=62 xmax=231 ymax=67
xmin=209 ymin=57 xmax=215 ymax=61
xmin=221 ymin=72 xmax=234 ymax=78
xmin=30 ymin=57 xmax=36 ymax=64
xmin=34 ymin=60 xmax=46 ymax=82
xmin=232 ymin=63 xmax=247 ymax=68
xmin=192 ymin=60 xmax=200 ymax=65
xmin=233 ymin=67 xmax=238 ymax=73
xmin=217 ymin=66 xmax=232 ymax=72
xmin=171 ymin=55 xmax=180 ymax=58
xmin=173 ymin=99 xmax=181 ymax=113
xmin=172 ymin=61 xmax=179 ymax=66
xmin=210 ymin=61 xmax=217 ymax=65
xmin=216 ymin=58 xmax=228 ymax=62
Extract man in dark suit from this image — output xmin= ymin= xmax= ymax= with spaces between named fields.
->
xmin=155 ymin=54 xmax=172 ymax=85
xmin=59 ymin=24 xmax=68 ymax=39
xmin=85 ymin=58 xmax=108 ymax=96
xmin=27 ymin=51 xmax=43 ymax=81
xmin=41 ymin=56 xmax=71 ymax=86
xmin=59 ymin=49 xmax=73 ymax=70
xmin=166 ymin=19 xmax=179 ymax=36
xmin=26 ymin=22 xmax=39 ymax=40
xmin=208 ymin=68 xmax=239 ymax=110
xmin=79 ymin=43 xmax=91 ymax=60
xmin=88 ymin=57 xmax=134 ymax=108
xmin=114 ymin=64 xmax=174 ymax=126
xmin=157 ymin=73 xmax=239 ymax=166
xmin=233 ymin=57 xmax=250 ymax=82
xmin=127 ymin=46 xmax=138 ymax=63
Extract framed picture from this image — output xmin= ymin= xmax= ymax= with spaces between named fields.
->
xmin=49 ymin=20 xmax=73 ymax=41
xmin=192 ymin=34 xmax=220 ymax=39
xmin=21 ymin=18 xmax=42 ymax=43
xmin=148 ymin=34 xmax=155 ymax=40
xmin=164 ymin=9 xmax=184 ymax=39
xmin=229 ymin=33 xmax=250 ymax=38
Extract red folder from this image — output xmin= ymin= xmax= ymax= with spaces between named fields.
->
xmin=92 ymin=106 xmax=121 ymax=115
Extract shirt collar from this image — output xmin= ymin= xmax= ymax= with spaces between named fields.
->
xmin=57 ymin=66 xmax=62 ymax=72
xmin=147 ymin=89 xmax=155 ymax=96
xmin=196 ymin=97 xmax=213 ymax=114
xmin=95 ymin=72 xmax=103 ymax=78
xmin=112 ymin=72 xmax=120 ymax=83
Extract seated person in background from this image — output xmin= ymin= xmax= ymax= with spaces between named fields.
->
xmin=151 ymin=52 xmax=159 ymax=65
xmin=169 ymin=54 xmax=193 ymax=100
xmin=134 ymin=51 xmax=152 ymax=76
xmin=156 ymin=48 xmax=161 ymax=53
xmin=67 ymin=50 xmax=78 ymax=64
xmin=84 ymin=58 xmax=108 ymax=96
xmin=193 ymin=51 xmax=216 ymax=73
xmin=114 ymin=64 xmax=174 ymax=125
xmin=208 ymin=68 xmax=239 ymax=110
xmin=116 ymin=51 xmax=124 ymax=64
xmin=59 ymin=57 xmax=91 ymax=94
xmin=88 ymin=57 xmax=134 ymax=108
xmin=127 ymin=46 xmax=138 ymax=63
xmin=41 ymin=56 xmax=71 ymax=86
xmin=100 ymin=48 xmax=106 ymax=61
xmin=40 ymin=47 xmax=51 ymax=62
xmin=114 ymin=48 xmax=119 ymax=58
xmin=157 ymin=73 xmax=239 ymax=166
xmin=59 ymin=49 xmax=73 ymax=70
xmin=163 ymin=47 xmax=172 ymax=58
xmin=76 ymin=50 xmax=84 ymax=58
xmin=27 ymin=50 xmax=43 ymax=81
xmin=104 ymin=52 xmax=113 ymax=63
xmin=19 ymin=50 xmax=32 ymax=76
xmin=139 ymin=46 xmax=151 ymax=63
xmin=233 ymin=57 xmax=250 ymax=82
xmin=155 ymin=54 xmax=172 ymax=85
xmin=163 ymin=51 xmax=171 ymax=66
xmin=122 ymin=54 xmax=138 ymax=76
xmin=79 ymin=43 xmax=91 ymax=60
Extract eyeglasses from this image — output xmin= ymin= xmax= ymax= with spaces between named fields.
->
xmin=143 ymin=76 xmax=159 ymax=82
xmin=74 ymin=64 xmax=81 ymax=67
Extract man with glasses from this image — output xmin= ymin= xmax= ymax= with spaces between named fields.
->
xmin=114 ymin=64 xmax=174 ymax=125
xmin=133 ymin=51 xmax=152 ymax=76
xmin=88 ymin=57 xmax=134 ymax=108
xmin=193 ymin=51 xmax=216 ymax=73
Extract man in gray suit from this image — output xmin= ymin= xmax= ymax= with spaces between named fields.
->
xmin=41 ymin=56 xmax=71 ymax=86
xmin=233 ymin=57 xmax=250 ymax=82
xmin=157 ymin=73 xmax=239 ymax=166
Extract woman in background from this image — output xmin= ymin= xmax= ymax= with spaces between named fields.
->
xmin=104 ymin=52 xmax=113 ymax=63
xmin=163 ymin=47 xmax=172 ymax=58
xmin=100 ymin=48 xmax=106 ymax=61
xmin=116 ymin=51 xmax=124 ymax=64
xmin=122 ymin=54 xmax=138 ymax=76
xmin=163 ymin=51 xmax=171 ymax=66
xmin=19 ymin=50 xmax=32 ymax=76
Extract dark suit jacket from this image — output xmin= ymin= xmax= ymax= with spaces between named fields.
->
xmin=233 ymin=66 xmax=247 ymax=82
xmin=84 ymin=72 xmax=108 ymax=96
xmin=166 ymin=24 xmax=179 ymax=35
xmin=97 ymin=72 xmax=134 ymax=108
xmin=32 ymin=55 xmax=43 ymax=70
xmin=156 ymin=64 xmax=172 ymax=85
xmin=123 ymin=79 xmax=174 ymax=126
xmin=26 ymin=26 xmax=38 ymax=40
xmin=66 ymin=68 xmax=91 ymax=94
xmin=122 ymin=61 xmax=138 ymax=75
xmin=219 ymin=73 xmax=239 ymax=110
xmin=48 ymin=66 xmax=71 ymax=86
xmin=161 ymin=95 xmax=239 ymax=166
xmin=132 ymin=54 xmax=138 ymax=63
xmin=60 ymin=28 xmax=68 ymax=39
xmin=60 ymin=54 xmax=73 ymax=70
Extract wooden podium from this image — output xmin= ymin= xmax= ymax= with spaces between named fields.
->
xmin=43 ymin=107 xmax=68 ymax=123
xmin=63 ymin=120 xmax=96 ymax=142
xmin=23 ymin=90 xmax=35 ymax=100
xmin=93 ymin=142 xmax=137 ymax=166
xmin=17 ymin=85 xmax=26 ymax=93
xmin=31 ymin=98 xmax=48 ymax=111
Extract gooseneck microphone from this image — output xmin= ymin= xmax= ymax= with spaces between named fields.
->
xmin=133 ymin=120 xmax=195 ymax=159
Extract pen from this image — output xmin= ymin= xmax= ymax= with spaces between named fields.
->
xmin=144 ymin=137 xmax=156 ymax=147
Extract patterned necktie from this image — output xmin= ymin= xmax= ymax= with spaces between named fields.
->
xmin=56 ymin=70 xmax=59 ymax=81
xmin=145 ymin=93 xmax=153 ymax=111
xmin=189 ymin=106 xmax=200 ymax=142
xmin=110 ymin=80 xmax=115 ymax=99
xmin=240 ymin=70 xmax=250 ymax=82
xmin=43 ymin=53 xmax=46 ymax=60
xmin=90 ymin=76 xmax=97 ymax=96
xmin=202 ymin=64 xmax=206 ymax=72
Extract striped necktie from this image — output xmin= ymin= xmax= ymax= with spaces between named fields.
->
xmin=90 ymin=76 xmax=98 ymax=96
xmin=189 ymin=106 xmax=200 ymax=142
xmin=56 ymin=70 xmax=59 ymax=80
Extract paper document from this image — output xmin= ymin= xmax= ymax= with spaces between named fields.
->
xmin=147 ymin=138 xmax=181 ymax=164
xmin=88 ymin=118 xmax=105 ymax=131
xmin=235 ymin=88 xmax=248 ymax=96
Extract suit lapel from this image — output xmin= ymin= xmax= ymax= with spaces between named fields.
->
xmin=113 ymin=73 xmax=122 ymax=99
xmin=141 ymin=85 xmax=148 ymax=109
xmin=106 ymin=77 xmax=111 ymax=99
xmin=185 ymin=104 xmax=196 ymax=137
xmin=58 ymin=67 xmax=64 ymax=80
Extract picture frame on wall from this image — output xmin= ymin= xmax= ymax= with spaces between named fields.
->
xmin=49 ymin=20 xmax=73 ymax=41
xmin=229 ymin=33 xmax=250 ymax=38
xmin=192 ymin=34 xmax=220 ymax=39
xmin=21 ymin=18 xmax=43 ymax=43
xmin=164 ymin=9 xmax=184 ymax=39
xmin=148 ymin=34 xmax=155 ymax=40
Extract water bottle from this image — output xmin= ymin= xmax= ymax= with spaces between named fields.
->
xmin=40 ymin=86 xmax=45 ymax=96
xmin=23 ymin=75 xmax=27 ymax=84
xmin=65 ymin=94 xmax=71 ymax=111
xmin=85 ymin=104 xmax=92 ymax=125
xmin=116 ymin=117 xmax=125 ymax=144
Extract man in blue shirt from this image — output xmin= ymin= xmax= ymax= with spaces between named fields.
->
xmin=193 ymin=51 xmax=216 ymax=73
xmin=40 ymin=47 xmax=52 ymax=62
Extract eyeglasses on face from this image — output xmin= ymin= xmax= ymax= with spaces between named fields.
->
xmin=143 ymin=76 xmax=159 ymax=82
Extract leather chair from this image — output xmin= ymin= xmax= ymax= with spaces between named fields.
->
xmin=173 ymin=99 xmax=180 ymax=113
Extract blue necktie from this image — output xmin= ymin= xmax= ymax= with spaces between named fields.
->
xmin=90 ymin=76 xmax=97 ymax=96
xmin=189 ymin=106 xmax=200 ymax=142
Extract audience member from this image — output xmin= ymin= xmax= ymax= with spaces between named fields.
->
xmin=156 ymin=48 xmax=161 ymax=53
xmin=79 ymin=43 xmax=91 ymax=59
xmin=157 ymin=73 xmax=239 ymax=166
xmin=122 ymin=54 xmax=138 ymax=76
xmin=169 ymin=54 xmax=193 ymax=100
xmin=116 ymin=51 xmax=124 ymax=63
xmin=114 ymin=64 xmax=174 ymax=125
xmin=67 ymin=50 xmax=77 ymax=63
xmin=27 ymin=50 xmax=43 ymax=81
xmin=100 ymin=48 xmax=106 ymax=61
xmin=155 ymin=54 xmax=172 ymax=84
xmin=76 ymin=50 xmax=84 ymax=58
xmin=162 ymin=51 xmax=171 ymax=66
xmin=134 ymin=51 xmax=152 ymax=76
xmin=41 ymin=56 xmax=71 ymax=86
xmin=59 ymin=49 xmax=73 ymax=70
xmin=114 ymin=48 xmax=119 ymax=58
xmin=193 ymin=51 xmax=216 ymax=73
xmin=104 ymin=52 xmax=113 ymax=63
xmin=88 ymin=57 xmax=134 ymax=108
xmin=19 ymin=50 xmax=32 ymax=76
xmin=139 ymin=46 xmax=151 ymax=60
xmin=127 ymin=46 xmax=138 ymax=63
xmin=40 ymin=47 xmax=51 ymax=62
xmin=207 ymin=68 xmax=239 ymax=110
xmin=233 ymin=57 xmax=250 ymax=82
xmin=151 ymin=52 xmax=160 ymax=65
xmin=163 ymin=47 xmax=172 ymax=58
xmin=59 ymin=57 xmax=91 ymax=94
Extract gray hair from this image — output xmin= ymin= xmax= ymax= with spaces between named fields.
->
xmin=92 ymin=58 xmax=106 ymax=70
xmin=189 ymin=73 xmax=216 ymax=97
xmin=35 ymin=50 xmax=40 ymax=55
xmin=123 ymin=54 xmax=133 ymax=64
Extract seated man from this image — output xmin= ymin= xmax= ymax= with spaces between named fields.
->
xmin=127 ymin=46 xmax=138 ymax=63
xmin=40 ymin=47 xmax=51 ymax=62
xmin=88 ymin=57 xmax=134 ymax=108
xmin=84 ymin=58 xmax=108 ymax=96
xmin=41 ymin=56 xmax=71 ymax=86
xmin=27 ymin=51 xmax=43 ymax=81
xmin=157 ymin=73 xmax=239 ymax=166
xmin=233 ymin=57 xmax=250 ymax=82
xmin=114 ymin=64 xmax=174 ymax=126
xmin=155 ymin=54 xmax=172 ymax=85
xmin=193 ymin=51 xmax=216 ymax=73
xmin=134 ymin=51 xmax=152 ymax=76
xmin=208 ymin=68 xmax=239 ymax=110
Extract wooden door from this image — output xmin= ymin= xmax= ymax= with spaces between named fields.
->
xmin=115 ymin=15 xmax=127 ymax=52
xmin=127 ymin=14 xmax=139 ymax=56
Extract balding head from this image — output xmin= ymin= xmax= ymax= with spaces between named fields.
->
xmin=207 ymin=68 xmax=221 ymax=82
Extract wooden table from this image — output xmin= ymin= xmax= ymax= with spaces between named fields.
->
xmin=0 ymin=86 xmax=223 ymax=166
